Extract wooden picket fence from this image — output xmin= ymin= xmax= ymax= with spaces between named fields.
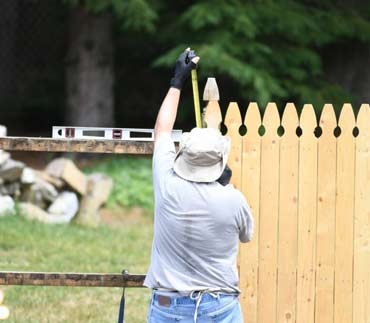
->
xmin=204 ymin=102 xmax=370 ymax=323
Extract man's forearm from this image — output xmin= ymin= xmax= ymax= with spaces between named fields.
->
xmin=154 ymin=87 xmax=181 ymax=141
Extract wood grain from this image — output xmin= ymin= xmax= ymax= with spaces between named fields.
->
xmin=315 ymin=104 xmax=337 ymax=323
xmin=0 ymin=271 xmax=145 ymax=288
xmin=258 ymin=103 xmax=280 ymax=323
xmin=353 ymin=104 xmax=370 ymax=323
xmin=240 ymin=102 xmax=261 ymax=323
xmin=334 ymin=104 xmax=355 ymax=323
xmin=0 ymin=137 xmax=155 ymax=154
xmin=277 ymin=103 xmax=299 ymax=323
xmin=296 ymin=104 xmax=318 ymax=323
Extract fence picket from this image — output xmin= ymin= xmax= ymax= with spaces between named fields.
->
xmin=334 ymin=104 xmax=355 ymax=323
xmin=204 ymin=101 xmax=222 ymax=130
xmin=240 ymin=102 xmax=262 ymax=323
xmin=277 ymin=103 xmax=299 ymax=323
xmin=315 ymin=104 xmax=337 ymax=323
xmin=258 ymin=103 xmax=280 ymax=323
xmin=224 ymin=102 xmax=243 ymax=190
xmin=353 ymin=104 xmax=370 ymax=323
xmin=296 ymin=104 xmax=318 ymax=323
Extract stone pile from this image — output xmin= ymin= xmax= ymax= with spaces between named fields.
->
xmin=0 ymin=127 xmax=113 ymax=227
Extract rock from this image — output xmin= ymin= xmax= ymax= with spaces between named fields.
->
xmin=21 ymin=184 xmax=47 ymax=209
xmin=19 ymin=203 xmax=50 ymax=223
xmin=2 ymin=182 xmax=21 ymax=198
xmin=0 ymin=159 xmax=25 ymax=182
xmin=0 ymin=125 xmax=6 ymax=137
xmin=0 ymin=151 xmax=10 ymax=166
xmin=76 ymin=173 xmax=113 ymax=227
xmin=48 ymin=191 xmax=79 ymax=223
xmin=20 ymin=202 xmax=76 ymax=224
xmin=0 ymin=195 xmax=15 ymax=216
xmin=21 ymin=178 xmax=58 ymax=207
xmin=45 ymin=158 xmax=87 ymax=195
xmin=21 ymin=167 xmax=36 ymax=184
xmin=34 ymin=170 xmax=64 ymax=189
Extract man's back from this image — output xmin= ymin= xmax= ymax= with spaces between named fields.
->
xmin=144 ymin=135 xmax=253 ymax=295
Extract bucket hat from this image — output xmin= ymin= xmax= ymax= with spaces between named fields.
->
xmin=173 ymin=128 xmax=231 ymax=182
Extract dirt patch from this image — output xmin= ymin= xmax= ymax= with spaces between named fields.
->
xmin=100 ymin=207 xmax=152 ymax=227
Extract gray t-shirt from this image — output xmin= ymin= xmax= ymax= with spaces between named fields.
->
xmin=144 ymin=134 xmax=254 ymax=295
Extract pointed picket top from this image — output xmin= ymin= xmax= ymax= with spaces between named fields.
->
xmin=225 ymin=102 xmax=242 ymax=136
xmin=282 ymin=103 xmax=299 ymax=136
xmin=319 ymin=104 xmax=337 ymax=137
xmin=244 ymin=102 xmax=262 ymax=136
xmin=356 ymin=103 xmax=370 ymax=135
xmin=203 ymin=77 xmax=220 ymax=101
xmin=338 ymin=104 xmax=356 ymax=138
xmin=204 ymin=101 xmax=222 ymax=130
xmin=300 ymin=104 xmax=317 ymax=138
xmin=262 ymin=102 xmax=280 ymax=136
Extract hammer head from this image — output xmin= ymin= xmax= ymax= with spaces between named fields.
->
xmin=203 ymin=77 xmax=219 ymax=101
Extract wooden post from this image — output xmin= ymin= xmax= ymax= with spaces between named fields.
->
xmin=203 ymin=77 xmax=222 ymax=130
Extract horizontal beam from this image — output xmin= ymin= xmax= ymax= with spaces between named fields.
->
xmin=0 ymin=271 xmax=146 ymax=288
xmin=0 ymin=137 xmax=154 ymax=154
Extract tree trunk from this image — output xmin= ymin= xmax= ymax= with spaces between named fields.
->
xmin=323 ymin=42 xmax=370 ymax=104
xmin=0 ymin=1 xmax=18 ymax=104
xmin=66 ymin=6 xmax=114 ymax=127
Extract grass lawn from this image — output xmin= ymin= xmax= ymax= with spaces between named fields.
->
xmin=0 ymin=157 xmax=155 ymax=322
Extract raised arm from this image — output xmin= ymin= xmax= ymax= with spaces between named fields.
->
xmin=154 ymin=48 xmax=199 ymax=142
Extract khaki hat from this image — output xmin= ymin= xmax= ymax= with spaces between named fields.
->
xmin=173 ymin=128 xmax=231 ymax=183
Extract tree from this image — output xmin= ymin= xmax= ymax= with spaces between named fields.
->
xmin=64 ymin=0 xmax=157 ymax=127
xmin=154 ymin=0 xmax=370 ymax=111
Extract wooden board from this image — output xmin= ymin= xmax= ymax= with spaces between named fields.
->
xmin=315 ymin=104 xmax=337 ymax=323
xmin=203 ymin=100 xmax=223 ymax=130
xmin=239 ymin=102 xmax=261 ymax=323
xmin=0 ymin=271 xmax=145 ymax=288
xmin=0 ymin=137 xmax=154 ymax=154
xmin=277 ymin=103 xmax=299 ymax=323
xmin=353 ymin=104 xmax=370 ymax=323
xmin=296 ymin=104 xmax=318 ymax=323
xmin=258 ymin=103 xmax=280 ymax=323
xmin=334 ymin=104 xmax=355 ymax=323
xmin=224 ymin=102 xmax=243 ymax=190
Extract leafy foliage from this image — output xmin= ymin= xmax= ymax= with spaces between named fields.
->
xmin=154 ymin=1 xmax=370 ymax=107
xmin=64 ymin=0 xmax=157 ymax=31
xmin=83 ymin=157 xmax=154 ymax=210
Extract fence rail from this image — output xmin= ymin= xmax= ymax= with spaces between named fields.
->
xmin=0 ymin=271 xmax=145 ymax=288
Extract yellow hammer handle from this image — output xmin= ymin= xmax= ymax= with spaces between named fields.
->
xmin=191 ymin=69 xmax=202 ymax=128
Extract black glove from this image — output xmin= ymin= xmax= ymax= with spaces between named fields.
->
xmin=170 ymin=49 xmax=198 ymax=90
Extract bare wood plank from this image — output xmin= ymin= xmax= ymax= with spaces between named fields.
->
xmin=240 ymin=102 xmax=261 ymax=323
xmin=224 ymin=102 xmax=243 ymax=190
xmin=315 ymin=104 xmax=337 ymax=323
xmin=204 ymin=101 xmax=222 ymax=130
xmin=258 ymin=103 xmax=280 ymax=323
xmin=277 ymin=103 xmax=299 ymax=323
xmin=334 ymin=104 xmax=355 ymax=323
xmin=296 ymin=104 xmax=318 ymax=323
xmin=353 ymin=104 xmax=370 ymax=323
xmin=0 ymin=271 xmax=145 ymax=288
xmin=0 ymin=137 xmax=154 ymax=154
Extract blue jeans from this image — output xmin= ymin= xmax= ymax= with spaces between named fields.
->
xmin=147 ymin=290 xmax=243 ymax=323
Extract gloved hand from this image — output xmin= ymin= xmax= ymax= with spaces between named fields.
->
xmin=170 ymin=48 xmax=199 ymax=90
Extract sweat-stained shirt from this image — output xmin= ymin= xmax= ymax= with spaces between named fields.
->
xmin=144 ymin=134 xmax=254 ymax=295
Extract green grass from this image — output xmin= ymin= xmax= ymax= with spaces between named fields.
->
xmin=83 ymin=156 xmax=154 ymax=211
xmin=0 ymin=208 xmax=153 ymax=322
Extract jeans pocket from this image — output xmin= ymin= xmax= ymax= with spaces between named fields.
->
xmin=210 ymin=298 xmax=243 ymax=323
xmin=148 ymin=304 xmax=182 ymax=322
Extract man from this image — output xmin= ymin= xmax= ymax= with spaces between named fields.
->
xmin=144 ymin=48 xmax=254 ymax=323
